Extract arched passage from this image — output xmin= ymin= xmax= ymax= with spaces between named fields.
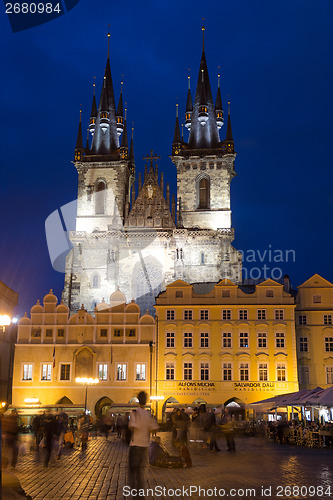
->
xmin=95 ymin=397 xmax=113 ymax=418
xmin=56 ymin=396 xmax=73 ymax=405
xmin=223 ymin=397 xmax=246 ymax=420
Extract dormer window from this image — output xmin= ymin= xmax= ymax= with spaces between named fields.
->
xmin=313 ymin=295 xmax=321 ymax=303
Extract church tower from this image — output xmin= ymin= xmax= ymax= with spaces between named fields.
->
xmin=63 ymin=28 xmax=241 ymax=315
xmin=171 ymin=27 xmax=241 ymax=283
xmin=63 ymin=32 xmax=135 ymax=311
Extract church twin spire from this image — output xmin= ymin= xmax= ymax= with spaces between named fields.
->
xmin=74 ymin=30 xmax=131 ymax=161
xmin=172 ymin=26 xmax=234 ymax=155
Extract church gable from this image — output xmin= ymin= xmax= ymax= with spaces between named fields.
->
xmin=125 ymin=153 xmax=175 ymax=229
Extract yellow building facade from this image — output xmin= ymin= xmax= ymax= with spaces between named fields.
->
xmin=296 ymin=274 xmax=333 ymax=390
xmin=13 ymin=290 xmax=155 ymax=418
xmin=154 ymin=279 xmax=299 ymax=420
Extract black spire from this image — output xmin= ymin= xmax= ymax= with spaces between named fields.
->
xmin=173 ymin=104 xmax=181 ymax=143
xmin=187 ymin=28 xmax=220 ymax=150
xmin=91 ymin=30 xmax=120 ymax=155
xmin=120 ymin=107 xmax=128 ymax=159
xmin=215 ymin=73 xmax=224 ymax=130
xmin=74 ymin=110 xmax=84 ymax=161
xmin=225 ymin=100 xmax=234 ymax=153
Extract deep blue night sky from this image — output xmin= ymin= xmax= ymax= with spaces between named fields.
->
xmin=1 ymin=0 xmax=333 ymax=317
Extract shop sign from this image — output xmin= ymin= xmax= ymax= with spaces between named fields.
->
xmin=177 ymin=382 xmax=216 ymax=391
xmin=234 ymin=382 xmax=275 ymax=390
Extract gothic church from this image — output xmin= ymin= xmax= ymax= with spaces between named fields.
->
xmin=62 ymin=29 xmax=242 ymax=314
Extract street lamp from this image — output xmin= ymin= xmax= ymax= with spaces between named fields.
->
xmin=75 ymin=377 xmax=99 ymax=413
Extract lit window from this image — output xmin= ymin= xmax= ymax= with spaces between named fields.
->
xmin=57 ymin=328 xmax=64 ymax=337
xmin=41 ymin=363 xmax=52 ymax=381
xmin=200 ymin=310 xmax=209 ymax=320
xmin=184 ymin=362 xmax=192 ymax=380
xmin=31 ymin=328 xmax=41 ymax=338
xmin=325 ymin=337 xmax=333 ymax=352
xmin=222 ymin=332 xmax=232 ymax=348
xmin=166 ymin=332 xmax=175 ymax=348
xmin=200 ymin=362 xmax=209 ymax=381
xmin=277 ymin=364 xmax=286 ymax=382
xmin=298 ymin=315 xmax=307 ymax=325
xmin=184 ymin=332 xmax=193 ymax=348
xmin=275 ymin=332 xmax=285 ymax=348
xmin=223 ymin=363 xmax=232 ymax=381
xmin=135 ymin=364 xmax=146 ymax=380
xmin=239 ymin=310 xmax=248 ymax=320
xmin=200 ymin=332 xmax=209 ymax=348
xmin=299 ymin=337 xmax=308 ymax=352
xmin=184 ymin=310 xmax=193 ymax=321
xmin=116 ymin=363 xmax=127 ymax=380
xmin=166 ymin=363 xmax=175 ymax=380
xmin=23 ymin=364 xmax=33 ymax=381
xmin=257 ymin=309 xmax=266 ymax=320
xmin=60 ymin=364 xmax=70 ymax=381
xmin=98 ymin=363 xmax=108 ymax=381
xmin=239 ymin=332 xmax=249 ymax=348
xmin=240 ymin=363 xmax=249 ymax=381
xmin=257 ymin=332 xmax=267 ymax=349
xmin=222 ymin=309 xmax=231 ymax=320
xmin=259 ymin=363 xmax=268 ymax=381
xmin=100 ymin=329 xmax=107 ymax=338
xmin=45 ymin=329 xmax=53 ymax=338
xmin=324 ymin=315 xmax=332 ymax=325
xmin=166 ymin=310 xmax=175 ymax=320
xmin=114 ymin=329 xmax=122 ymax=337
xmin=275 ymin=310 xmax=284 ymax=320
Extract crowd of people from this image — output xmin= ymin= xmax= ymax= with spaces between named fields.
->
xmin=265 ymin=418 xmax=333 ymax=447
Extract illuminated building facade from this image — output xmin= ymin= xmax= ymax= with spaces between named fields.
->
xmin=62 ymin=29 xmax=241 ymax=317
xmin=154 ymin=279 xmax=299 ymax=419
xmin=13 ymin=290 xmax=155 ymax=417
xmin=295 ymin=274 xmax=333 ymax=390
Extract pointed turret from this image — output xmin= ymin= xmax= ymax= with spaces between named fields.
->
xmin=74 ymin=109 xmax=84 ymax=161
xmin=215 ymin=73 xmax=223 ymax=130
xmin=225 ymin=100 xmax=234 ymax=153
xmin=85 ymin=128 xmax=90 ymax=153
xmin=172 ymin=104 xmax=182 ymax=155
xmin=186 ymin=27 xmax=221 ymax=150
xmin=89 ymin=80 xmax=97 ymax=135
xmin=90 ymin=30 xmax=120 ymax=155
xmin=185 ymin=76 xmax=193 ymax=131
xmin=128 ymin=126 xmax=135 ymax=178
xmin=116 ymin=81 xmax=124 ymax=136
xmin=99 ymin=76 xmax=110 ymax=132
xmin=120 ymin=107 xmax=128 ymax=159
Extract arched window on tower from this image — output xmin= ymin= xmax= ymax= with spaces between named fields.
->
xmin=198 ymin=176 xmax=210 ymax=209
xmin=95 ymin=181 xmax=106 ymax=214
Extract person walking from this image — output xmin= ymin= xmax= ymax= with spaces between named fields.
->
xmin=220 ymin=408 xmax=236 ymax=452
xmin=128 ymin=391 xmax=159 ymax=496
xmin=42 ymin=410 xmax=56 ymax=466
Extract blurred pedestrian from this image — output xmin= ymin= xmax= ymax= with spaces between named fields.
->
xmin=42 ymin=410 xmax=56 ymax=466
xmin=220 ymin=408 xmax=236 ymax=452
xmin=55 ymin=410 xmax=68 ymax=459
xmin=128 ymin=391 xmax=159 ymax=495
xmin=2 ymin=409 xmax=19 ymax=468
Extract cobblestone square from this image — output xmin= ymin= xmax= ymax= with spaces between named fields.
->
xmin=4 ymin=433 xmax=332 ymax=500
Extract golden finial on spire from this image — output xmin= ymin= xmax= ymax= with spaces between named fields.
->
xmin=202 ymin=19 xmax=205 ymax=50
xmin=107 ymin=25 xmax=111 ymax=58
xmin=79 ymin=105 xmax=82 ymax=122
xmin=228 ymin=94 xmax=231 ymax=114
xmin=93 ymin=76 xmax=96 ymax=95
xmin=125 ymin=102 xmax=127 ymax=120
xmin=218 ymin=66 xmax=221 ymax=88
xmin=176 ymin=103 xmax=179 ymax=118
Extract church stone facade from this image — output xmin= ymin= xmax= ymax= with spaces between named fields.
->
xmin=63 ymin=30 xmax=242 ymax=315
